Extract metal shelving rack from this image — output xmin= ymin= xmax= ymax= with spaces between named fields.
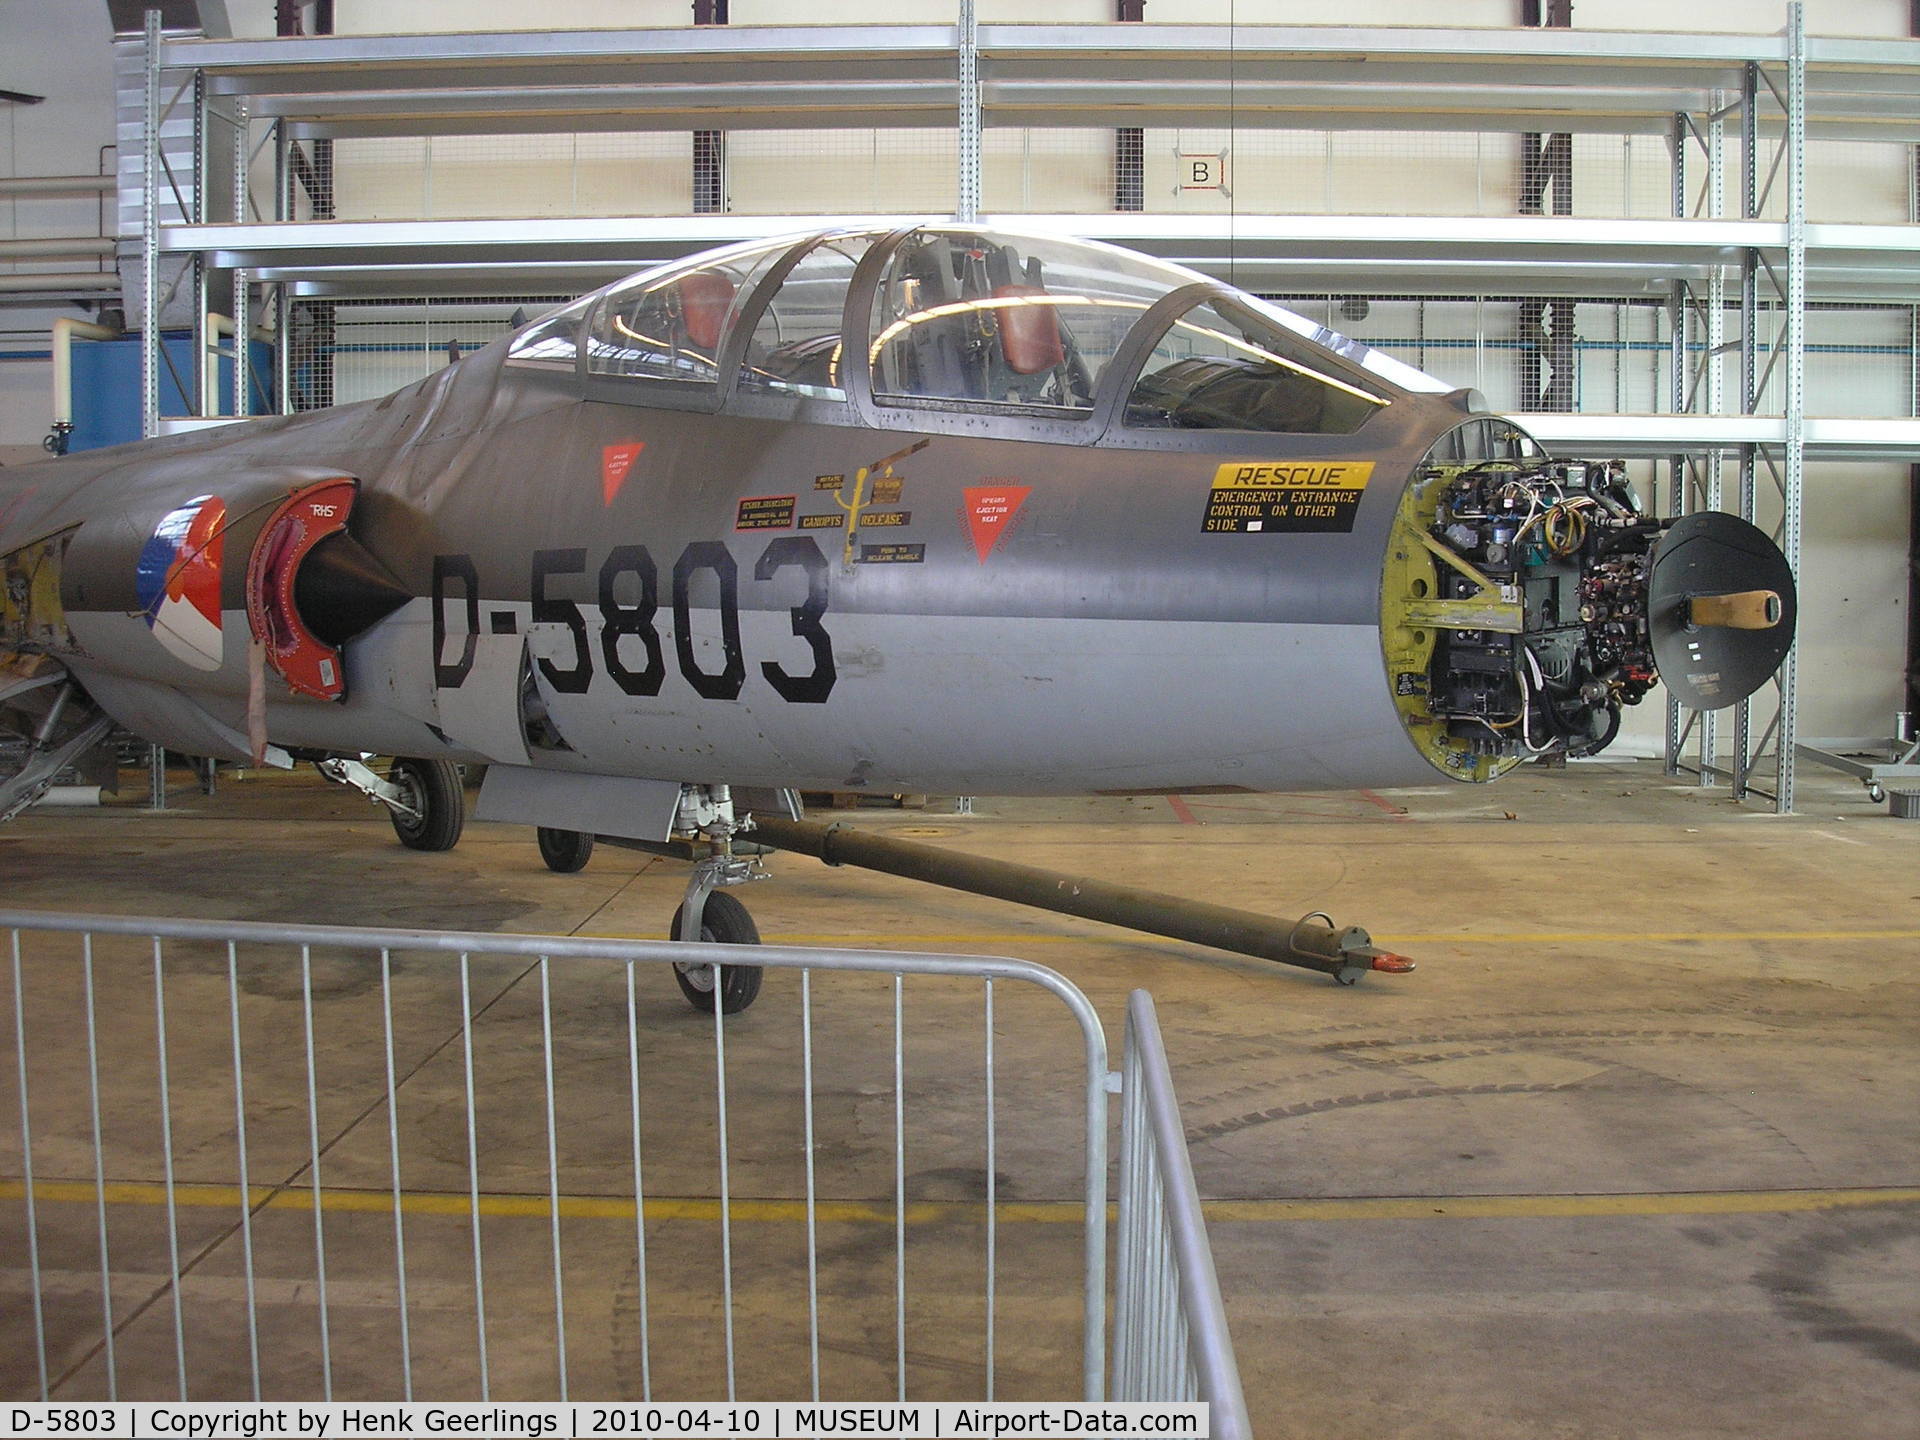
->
xmin=136 ymin=4 xmax=1920 ymax=812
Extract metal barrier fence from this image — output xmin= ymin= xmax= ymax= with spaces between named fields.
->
xmin=1 ymin=909 xmax=1248 ymax=1431
xmin=1113 ymin=993 xmax=1251 ymax=1437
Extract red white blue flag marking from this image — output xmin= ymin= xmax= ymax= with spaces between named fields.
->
xmin=135 ymin=494 xmax=226 ymax=671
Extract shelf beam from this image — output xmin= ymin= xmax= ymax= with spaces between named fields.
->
xmin=162 ymin=24 xmax=1920 ymax=142
xmin=163 ymin=213 xmax=1920 ymax=303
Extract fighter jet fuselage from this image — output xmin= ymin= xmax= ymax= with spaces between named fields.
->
xmin=1 ymin=225 xmax=1793 ymax=821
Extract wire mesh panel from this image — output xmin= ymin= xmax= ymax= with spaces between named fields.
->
xmin=1790 ymin=139 xmax=1912 ymax=225
xmin=283 ymin=297 xmax=573 ymax=410
xmin=981 ymin=127 xmax=1688 ymax=220
xmin=281 ymin=287 xmax=1913 ymax=424
xmin=1253 ymin=293 xmax=1656 ymax=416
xmin=1803 ymin=303 xmax=1915 ymax=417
xmin=305 ymin=125 xmax=1918 ymax=227
xmin=726 ymin=130 xmax=960 ymax=216
xmin=0 ymin=912 xmax=1113 ymax=1405
xmin=981 ymin=129 xmax=1115 ymax=214
xmin=330 ymin=135 xmax=696 ymax=220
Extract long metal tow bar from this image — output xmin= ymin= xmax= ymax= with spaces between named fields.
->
xmin=749 ymin=814 xmax=1416 ymax=985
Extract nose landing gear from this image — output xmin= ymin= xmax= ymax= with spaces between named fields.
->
xmin=535 ymin=783 xmax=770 ymax=1014
xmin=669 ymin=785 xmax=768 ymax=1014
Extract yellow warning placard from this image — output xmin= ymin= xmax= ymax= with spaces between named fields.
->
xmin=1210 ymin=461 xmax=1374 ymax=490
xmin=1205 ymin=461 xmax=1374 ymax=534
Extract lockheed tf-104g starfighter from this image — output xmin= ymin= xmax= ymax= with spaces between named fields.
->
xmin=0 ymin=225 xmax=1794 ymax=1008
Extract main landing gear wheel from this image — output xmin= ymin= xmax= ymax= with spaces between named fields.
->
xmin=537 ymin=826 xmax=595 ymax=872
xmin=388 ymin=757 xmax=465 ymax=851
xmin=670 ymin=889 xmax=764 ymax=1015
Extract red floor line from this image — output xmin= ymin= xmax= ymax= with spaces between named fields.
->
xmin=1166 ymin=793 xmax=1199 ymax=824
xmin=1358 ymin=788 xmax=1414 ymax=821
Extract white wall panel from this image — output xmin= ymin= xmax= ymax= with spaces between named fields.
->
xmin=1798 ymin=462 xmax=1911 ymax=739
xmin=1592 ymin=0 xmax=1909 ymax=36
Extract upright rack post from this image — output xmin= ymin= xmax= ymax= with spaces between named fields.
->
xmin=140 ymin=8 xmax=161 ymax=441
xmin=1776 ymin=0 xmax=1807 ymax=814
xmin=231 ymin=101 xmax=249 ymax=421
xmin=1733 ymin=61 xmax=1761 ymax=799
xmin=956 ymin=0 xmax=981 ymax=224
xmin=192 ymin=68 xmax=210 ymax=419
xmin=1699 ymin=93 xmax=1728 ymax=786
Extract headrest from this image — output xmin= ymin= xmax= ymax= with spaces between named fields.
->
xmin=993 ymin=284 xmax=1065 ymax=376
xmin=678 ymin=271 xmax=736 ymax=351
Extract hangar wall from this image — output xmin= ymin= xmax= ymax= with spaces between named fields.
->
xmin=0 ymin=0 xmax=1911 ymax=761
xmin=0 ymin=3 xmax=121 ymax=466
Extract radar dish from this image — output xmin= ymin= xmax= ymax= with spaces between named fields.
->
xmin=1648 ymin=511 xmax=1796 ymax=710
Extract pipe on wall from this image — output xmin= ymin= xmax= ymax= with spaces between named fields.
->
xmin=0 ymin=176 xmax=114 ymax=197
xmin=0 ymin=273 xmax=119 ymax=294
xmin=201 ymin=312 xmax=273 ymax=417
xmin=0 ymin=238 xmax=115 ymax=260
xmin=51 ymin=315 xmax=121 ymax=429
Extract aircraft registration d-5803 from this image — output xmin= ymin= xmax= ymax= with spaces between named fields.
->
xmin=0 ymin=224 xmax=1794 ymax=1007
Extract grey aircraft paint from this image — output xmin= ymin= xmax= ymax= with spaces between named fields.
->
xmin=0 ymin=225 xmax=1789 ymax=821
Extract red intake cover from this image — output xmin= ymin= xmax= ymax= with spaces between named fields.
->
xmin=245 ymin=478 xmax=357 ymax=701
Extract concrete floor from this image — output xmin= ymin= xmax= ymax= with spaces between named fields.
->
xmin=1 ymin=756 xmax=1917 ymax=1435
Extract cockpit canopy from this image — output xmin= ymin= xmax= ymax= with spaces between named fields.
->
xmin=507 ymin=225 xmax=1450 ymax=437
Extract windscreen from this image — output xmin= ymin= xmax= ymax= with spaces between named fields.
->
xmin=1124 ymin=297 xmax=1393 ymax=435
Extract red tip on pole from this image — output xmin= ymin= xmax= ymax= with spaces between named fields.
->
xmin=1370 ymin=953 xmax=1416 ymax=974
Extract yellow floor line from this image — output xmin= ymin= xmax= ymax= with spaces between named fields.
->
xmin=4 ymin=1179 xmax=1915 ymax=1224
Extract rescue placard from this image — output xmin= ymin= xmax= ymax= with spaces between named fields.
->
xmin=1205 ymin=461 xmax=1374 ymax=534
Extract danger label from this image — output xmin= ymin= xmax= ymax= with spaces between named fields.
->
xmin=601 ymin=442 xmax=645 ymax=506
xmin=963 ymin=484 xmax=1033 ymax=562
xmin=1205 ymin=461 xmax=1373 ymax=533
xmin=735 ymin=495 xmax=797 ymax=530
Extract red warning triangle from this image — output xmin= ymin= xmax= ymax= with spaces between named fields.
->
xmin=602 ymin=441 xmax=645 ymax=506
xmin=963 ymin=484 xmax=1032 ymax=562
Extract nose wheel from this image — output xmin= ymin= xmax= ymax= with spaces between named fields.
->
xmin=668 ymin=788 xmax=768 ymax=1014
xmin=670 ymin=888 xmax=764 ymax=1014
xmin=525 ymin=785 xmax=769 ymax=1013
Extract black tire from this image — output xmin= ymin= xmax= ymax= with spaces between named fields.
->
xmin=388 ymin=757 xmax=465 ymax=852
xmin=537 ymin=826 xmax=595 ymax=873
xmin=670 ymin=889 xmax=764 ymax=1014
